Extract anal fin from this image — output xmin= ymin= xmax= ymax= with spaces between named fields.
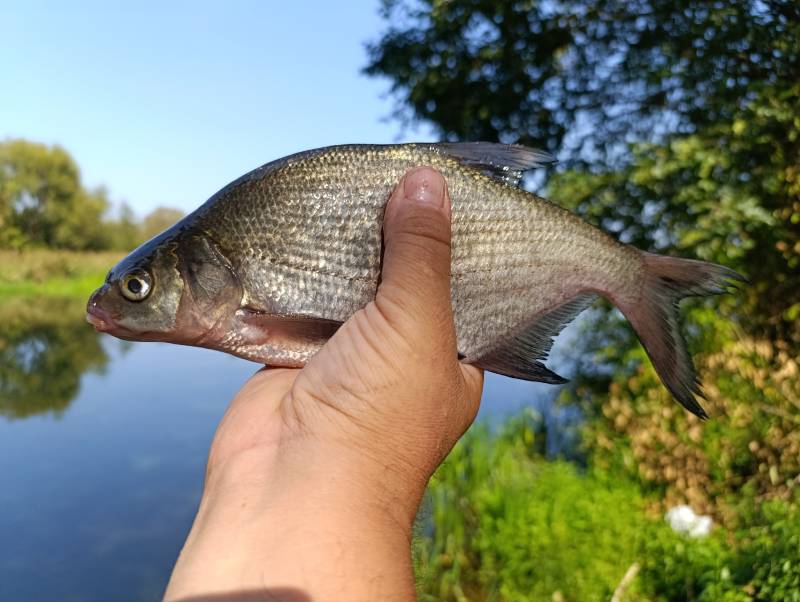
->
xmin=473 ymin=294 xmax=596 ymax=383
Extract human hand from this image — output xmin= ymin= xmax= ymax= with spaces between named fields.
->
xmin=165 ymin=167 xmax=484 ymax=602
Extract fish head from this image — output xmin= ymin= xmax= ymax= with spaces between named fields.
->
xmin=86 ymin=231 xmax=242 ymax=345
xmin=86 ymin=231 xmax=187 ymax=341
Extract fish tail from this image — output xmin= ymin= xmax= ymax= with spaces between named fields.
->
xmin=617 ymin=251 xmax=746 ymax=419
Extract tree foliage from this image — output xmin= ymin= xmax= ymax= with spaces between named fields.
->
xmin=415 ymin=415 xmax=800 ymax=601
xmin=368 ymin=0 xmax=800 ymax=523
xmin=587 ymin=335 xmax=800 ymax=519
xmin=0 ymin=139 xmax=184 ymax=252
xmin=367 ymin=0 xmax=798 ymax=159
xmin=367 ymin=0 xmax=800 ymax=345
xmin=0 ymin=297 xmax=110 ymax=419
xmin=0 ymin=139 xmax=110 ymax=250
xmin=142 ymin=207 xmax=186 ymax=241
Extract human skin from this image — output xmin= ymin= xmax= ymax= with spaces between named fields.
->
xmin=163 ymin=167 xmax=484 ymax=602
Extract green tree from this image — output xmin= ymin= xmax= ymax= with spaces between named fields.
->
xmin=0 ymin=139 xmax=113 ymax=250
xmin=141 ymin=206 xmax=184 ymax=241
xmin=106 ymin=202 xmax=144 ymax=251
xmin=366 ymin=0 xmax=799 ymax=345
xmin=367 ymin=0 xmax=800 ymax=510
xmin=367 ymin=1 xmax=797 ymax=160
xmin=0 ymin=139 xmax=110 ymax=249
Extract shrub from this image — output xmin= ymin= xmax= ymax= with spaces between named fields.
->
xmin=585 ymin=331 xmax=800 ymax=520
xmin=415 ymin=412 xmax=800 ymax=601
xmin=416 ymin=413 xmax=649 ymax=601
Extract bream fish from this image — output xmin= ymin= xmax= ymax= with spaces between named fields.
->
xmin=86 ymin=143 xmax=743 ymax=418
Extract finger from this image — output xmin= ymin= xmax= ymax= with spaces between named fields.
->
xmin=376 ymin=167 xmax=454 ymax=339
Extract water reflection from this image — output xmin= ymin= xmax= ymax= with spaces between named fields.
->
xmin=0 ymin=295 xmax=575 ymax=601
xmin=0 ymin=297 xmax=110 ymax=418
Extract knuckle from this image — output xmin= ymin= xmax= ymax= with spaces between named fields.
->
xmin=375 ymin=283 xmax=456 ymax=348
xmin=391 ymin=208 xmax=451 ymax=248
xmin=388 ymin=231 xmax=452 ymax=277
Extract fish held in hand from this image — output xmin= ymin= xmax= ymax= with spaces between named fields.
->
xmin=86 ymin=143 xmax=744 ymax=418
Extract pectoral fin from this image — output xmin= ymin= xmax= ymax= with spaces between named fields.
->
xmin=239 ymin=309 xmax=342 ymax=345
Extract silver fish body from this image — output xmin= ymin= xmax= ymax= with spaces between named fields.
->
xmin=88 ymin=143 xmax=743 ymax=417
xmin=191 ymin=145 xmax=634 ymax=362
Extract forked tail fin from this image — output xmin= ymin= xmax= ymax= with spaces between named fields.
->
xmin=618 ymin=252 xmax=745 ymax=419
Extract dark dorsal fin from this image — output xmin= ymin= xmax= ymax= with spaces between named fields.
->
xmin=474 ymin=293 xmax=596 ymax=383
xmin=434 ymin=142 xmax=556 ymax=187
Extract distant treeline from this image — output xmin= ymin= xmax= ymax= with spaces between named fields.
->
xmin=0 ymin=138 xmax=184 ymax=252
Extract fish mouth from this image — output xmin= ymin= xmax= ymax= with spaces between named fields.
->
xmin=86 ymin=303 xmax=117 ymax=332
xmin=85 ymin=287 xmax=165 ymax=342
xmin=86 ymin=287 xmax=118 ymax=332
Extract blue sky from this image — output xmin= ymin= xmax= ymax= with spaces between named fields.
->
xmin=1 ymin=2 xmax=585 ymax=414
xmin=1 ymin=1 xmax=430 ymax=217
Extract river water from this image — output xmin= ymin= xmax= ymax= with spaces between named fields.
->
xmin=0 ymin=296 xmax=582 ymax=601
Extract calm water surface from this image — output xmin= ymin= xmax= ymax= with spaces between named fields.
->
xmin=0 ymin=297 xmax=580 ymax=602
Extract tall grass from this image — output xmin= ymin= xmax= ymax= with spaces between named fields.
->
xmin=0 ymin=250 xmax=121 ymax=299
xmin=414 ymin=411 xmax=800 ymax=601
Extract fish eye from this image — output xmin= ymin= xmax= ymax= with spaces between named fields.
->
xmin=120 ymin=270 xmax=152 ymax=302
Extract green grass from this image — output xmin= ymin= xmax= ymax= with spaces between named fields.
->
xmin=0 ymin=273 xmax=109 ymax=298
xmin=414 ymin=412 xmax=800 ymax=601
xmin=0 ymin=249 xmax=121 ymax=299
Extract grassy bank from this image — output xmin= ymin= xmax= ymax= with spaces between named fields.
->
xmin=0 ymin=250 xmax=122 ymax=299
xmin=415 ymin=412 xmax=800 ymax=601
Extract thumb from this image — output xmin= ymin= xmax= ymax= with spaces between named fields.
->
xmin=376 ymin=167 xmax=454 ymax=341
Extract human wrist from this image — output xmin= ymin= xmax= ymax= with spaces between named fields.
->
xmin=167 ymin=447 xmax=420 ymax=601
xmin=202 ymin=437 xmax=427 ymax=537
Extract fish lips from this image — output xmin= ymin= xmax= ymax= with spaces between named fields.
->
xmin=86 ymin=304 xmax=116 ymax=332
xmin=86 ymin=285 xmax=117 ymax=332
xmin=85 ymin=286 xmax=139 ymax=339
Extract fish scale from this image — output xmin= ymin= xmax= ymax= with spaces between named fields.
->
xmin=191 ymin=144 xmax=638 ymax=360
xmin=88 ymin=142 xmax=745 ymax=417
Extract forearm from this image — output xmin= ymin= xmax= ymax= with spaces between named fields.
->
xmin=164 ymin=448 xmax=420 ymax=602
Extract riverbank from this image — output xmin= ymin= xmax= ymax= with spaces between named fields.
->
xmin=0 ymin=250 xmax=121 ymax=299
